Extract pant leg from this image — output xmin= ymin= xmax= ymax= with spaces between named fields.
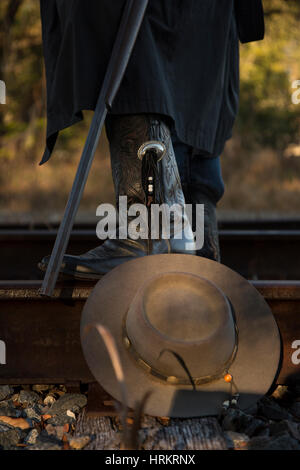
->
xmin=171 ymin=130 xmax=225 ymax=204
xmin=189 ymin=154 xmax=225 ymax=204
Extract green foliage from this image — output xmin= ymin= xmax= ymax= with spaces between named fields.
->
xmin=0 ymin=0 xmax=299 ymax=156
xmin=237 ymin=0 xmax=300 ymax=149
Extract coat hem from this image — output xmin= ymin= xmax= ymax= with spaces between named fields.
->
xmin=41 ymin=100 xmax=232 ymax=165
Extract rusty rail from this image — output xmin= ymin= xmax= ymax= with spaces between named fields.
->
xmin=0 ymin=280 xmax=299 ymax=386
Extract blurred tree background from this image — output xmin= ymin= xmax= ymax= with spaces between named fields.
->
xmin=0 ymin=0 xmax=300 ymax=224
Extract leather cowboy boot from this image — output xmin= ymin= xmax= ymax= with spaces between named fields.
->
xmin=38 ymin=114 xmax=196 ymax=279
xmin=172 ymin=133 xmax=223 ymax=262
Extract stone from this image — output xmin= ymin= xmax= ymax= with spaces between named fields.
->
xmin=46 ymin=412 xmax=76 ymax=426
xmin=45 ymin=424 xmax=67 ymax=440
xmin=32 ymin=384 xmax=50 ymax=393
xmin=248 ymin=436 xmax=273 ymax=450
xmin=224 ymin=431 xmax=249 ymax=450
xmin=269 ymin=420 xmax=300 ymax=441
xmin=39 ymin=405 xmax=51 ymax=415
xmin=0 ymin=400 xmax=22 ymax=418
xmin=268 ymin=433 xmax=300 ymax=450
xmin=0 ymin=422 xmax=13 ymax=432
xmin=66 ymin=410 xmax=76 ymax=420
xmin=270 ymin=387 xmax=295 ymax=408
xmin=221 ymin=408 xmax=244 ymax=431
xmin=0 ymin=416 xmax=30 ymax=430
xmin=28 ymin=432 xmax=63 ymax=450
xmin=257 ymin=397 xmax=292 ymax=421
xmin=221 ymin=408 xmax=266 ymax=437
xmin=156 ymin=417 xmax=170 ymax=426
xmin=243 ymin=418 xmax=266 ymax=438
xmin=249 ymin=433 xmax=300 ymax=450
xmin=11 ymin=393 xmax=20 ymax=403
xmin=0 ymin=424 xmax=22 ymax=450
xmin=49 ymin=393 xmax=87 ymax=415
xmin=287 ymin=421 xmax=300 ymax=441
xmin=269 ymin=434 xmax=300 ymax=450
xmin=271 ymin=385 xmax=290 ymax=401
xmin=19 ymin=390 xmax=40 ymax=407
xmin=269 ymin=420 xmax=292 ymax=437
xmin=24 ymin=406 xmax=42 ymax=422
xmin=255 ymin=427 xmax=270 ymax=438
xmin=24 ymin=428 xmax=39 ymax=445
xmin=68 ymin=436 xmax=91 ymax=450
xmin=243 ymin=403 xmax=258 ymax=416
xmin=0 ymin=385 xmax=13 ymax=402
xmin=44 ymin=394 xmax=56 ymax=407
xmin=35 ymin=403 xmax=46 ymax=414
xmin=290 ymin=402 xmax=300 ymax=418
xmin=27 ymin=441 xmax=62 ymax=450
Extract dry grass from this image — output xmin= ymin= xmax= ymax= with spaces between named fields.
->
xmin=1 ymin=118 xmax=300 ymax=223
xmin=218 ymin=136 xmax=300 ymax=217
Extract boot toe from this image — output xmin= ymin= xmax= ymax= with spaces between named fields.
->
xmin=38 ymin=254 xmax=95 ymax=278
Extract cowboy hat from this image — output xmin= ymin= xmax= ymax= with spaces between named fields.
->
xmin=80 ymin=254 xmax=281 ymax=417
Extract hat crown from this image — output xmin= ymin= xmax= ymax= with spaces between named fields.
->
xmin=143 ymin=274 xmax=228 ymax=342
xmin=125 ymin=272 xmax=236 ymax=382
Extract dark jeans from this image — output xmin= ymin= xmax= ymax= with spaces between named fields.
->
xmin=172 ymin=132 xmax=225 ymax=205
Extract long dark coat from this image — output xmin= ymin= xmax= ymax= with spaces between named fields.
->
xmin=39 ymin=0 xmax=264 ymax=165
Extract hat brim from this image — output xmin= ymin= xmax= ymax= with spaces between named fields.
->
xmin=80 ymin=254 xmax=281 ymax=417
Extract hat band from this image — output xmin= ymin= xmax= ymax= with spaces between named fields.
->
xmin=122 ymin=315 xmax=239 ymax=387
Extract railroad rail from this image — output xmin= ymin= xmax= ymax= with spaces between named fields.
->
xmin=1 ymin=222 xmax=300 ymax=280
xmin=0 ymin=280 xmax=299 ymax=387
xmin=0 ymin=221 xmax=300 ymax=414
